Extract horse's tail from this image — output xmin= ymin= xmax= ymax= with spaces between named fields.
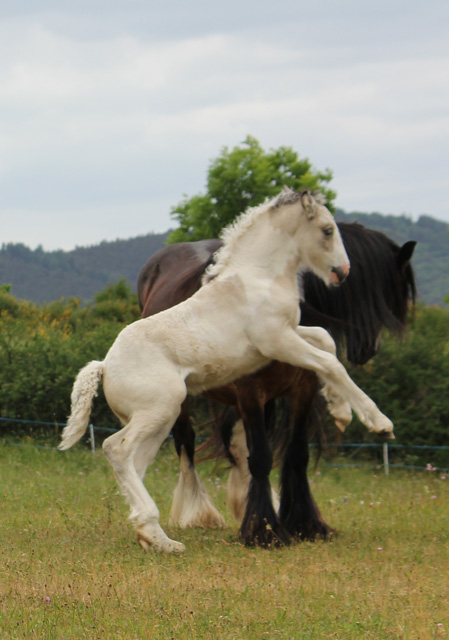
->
xmin=59 ymin=360 xmax=104 ymax=451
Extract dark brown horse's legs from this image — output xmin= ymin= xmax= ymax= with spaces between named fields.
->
xmin=238 ymin=399 xmax=291 ymax=547
xmin=279 ymin=389 xmax=334 ymax=540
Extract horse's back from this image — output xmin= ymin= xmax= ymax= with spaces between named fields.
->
xmin=138 ymin=239 xmax=222 ymax=316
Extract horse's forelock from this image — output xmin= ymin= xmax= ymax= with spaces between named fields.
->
xmin=271 ymin=189 xmax=326 ymax=210
xmin=272 ymin=188 xmax=302 ymax=209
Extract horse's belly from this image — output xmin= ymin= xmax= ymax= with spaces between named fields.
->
xmin=184 ymin=347 xmax=268 ymax=394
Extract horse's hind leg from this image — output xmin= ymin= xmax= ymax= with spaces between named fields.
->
xmin=102 ymin=383 xmax=187 ymax=554
xmin=226 ymin=417 xmax=252 ymax=523
xmin=169 ymin=400 xmax=226 ymax=529
xmin=279 ymin=379 xmax=334 ymax=541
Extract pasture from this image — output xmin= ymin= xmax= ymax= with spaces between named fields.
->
xmin=1 ymin=441 xmax=448 ymax=639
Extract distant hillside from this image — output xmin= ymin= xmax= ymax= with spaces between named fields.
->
xmin=0 ymin=232 xmax=170 ymax=304
xmin=334 ymin=210 xmax=449 ymax=306
xmin=1 ymin=211 xmax=448 ymax=305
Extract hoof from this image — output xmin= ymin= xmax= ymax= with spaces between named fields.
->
xmin=241 ymin=521 xmax=291 ymax=549
xmin=137 ymin=533 xmax=186 ymax=554
xmin=298 ymin=524 xmax=335 ymax=542
xmin=300 ymin=523 xmax=336 ymax=542
xmin=371 ymin=413 xmax=394 ymax=435
xmin=282 ymin=518 xmax=335 ymax=542
xmin=334 ymin=417 xmax=350 ymax=433
xmin=332 ymin=404 xmax=352 ymax=433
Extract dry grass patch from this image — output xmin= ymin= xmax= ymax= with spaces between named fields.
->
xmin=1 ymin=441 xmax=448 ymax=639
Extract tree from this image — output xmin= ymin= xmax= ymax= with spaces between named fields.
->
xmin=168 ymin=135 xmax=336 ymax=243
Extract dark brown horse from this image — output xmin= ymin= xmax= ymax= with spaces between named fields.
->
xmin=137 ymin=223 xmax=416 ymax=546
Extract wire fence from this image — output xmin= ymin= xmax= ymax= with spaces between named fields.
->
xmin=1 ymin=415 xmax=449 ymax=474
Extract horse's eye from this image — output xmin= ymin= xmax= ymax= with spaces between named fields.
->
xmin=322 ymin=226 xmax=333 ymax=237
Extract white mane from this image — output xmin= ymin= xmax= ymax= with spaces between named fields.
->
xmin=203 ymin=187 xmax=304 ymax=283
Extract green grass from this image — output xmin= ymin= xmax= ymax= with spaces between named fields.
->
xmin=1 ymin=440 xmax=448 ymax=639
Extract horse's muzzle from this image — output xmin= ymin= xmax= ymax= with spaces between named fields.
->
xmin=330 ymin=264 xmax=350 ymax=285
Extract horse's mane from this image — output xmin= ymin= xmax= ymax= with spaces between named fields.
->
xmin=302 ymin=222 xmax=416 ymax=364
xmin=203 ymin=188 xmax=303 ymax=283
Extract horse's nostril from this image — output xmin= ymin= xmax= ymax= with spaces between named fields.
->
xmin=331 ymin=266 xmax=348 ymax=284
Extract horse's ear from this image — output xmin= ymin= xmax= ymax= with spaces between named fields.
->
xmin=397 ymin=240 xmax=416 ymax=267
xmin=301 ymin=191 xmax=316 ymax=219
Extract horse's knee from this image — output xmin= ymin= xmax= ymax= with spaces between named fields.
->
xmin=248 ymin=443 xmax=273 ymax=479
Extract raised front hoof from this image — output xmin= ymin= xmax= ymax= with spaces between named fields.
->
xmin=331 ymin=404 xmax=352 ymax=433
xmin=137 ymin=533 xmax=186 ymax=555
xmin=367 ymin=411 xmax=394 ymax=437
xmin=240 ymin=520 xmax=291 ymax=549
xmin=379 ymin=430 xmax=395 ymax=440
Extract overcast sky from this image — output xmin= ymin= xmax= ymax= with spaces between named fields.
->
xmin=1 ymin=0 xmax=448 ymax=251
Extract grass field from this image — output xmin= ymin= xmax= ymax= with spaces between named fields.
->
xmin=1 ymin=440 xmax=448 ymax=639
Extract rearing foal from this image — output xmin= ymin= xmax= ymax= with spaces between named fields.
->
xmin=59 ymin=188 xmax=393 ymax=554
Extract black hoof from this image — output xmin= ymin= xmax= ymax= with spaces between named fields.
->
xmin=287 ymin=520 xmax=336 ymax=542
xmin=241 ymin=518 xmax=292 ymax=548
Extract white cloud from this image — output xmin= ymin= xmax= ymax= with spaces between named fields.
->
xmin=1 ymin=1 xmax=448 ymax=250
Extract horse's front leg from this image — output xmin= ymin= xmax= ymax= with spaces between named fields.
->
xmin=257 ymin=326 xmax=394 ymax=437
xmin=225 ymin=414 xmax=280 ymax=523
xmin=170 ymin=399 xmax=226 ymax=529
xmin=237 ymin=392 xmax=290 ymax=547
xmin=296 ymin=326 xmax=352 ymax=432
xmin=279 ymin=377 xmax=334 ymax=541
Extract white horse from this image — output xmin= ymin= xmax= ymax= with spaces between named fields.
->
xmin=59 ymin=188 xmax=393 ymax=554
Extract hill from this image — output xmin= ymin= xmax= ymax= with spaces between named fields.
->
xmin=0 ymin=232 xmax=170 ymax=304
xmin=1 ymin=211 xmax=448 ymax=305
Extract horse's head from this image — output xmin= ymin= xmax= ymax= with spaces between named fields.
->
xmin=294 ymin=190 xmax=350 ymax=287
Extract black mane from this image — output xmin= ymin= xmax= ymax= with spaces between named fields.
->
xmin=301 ymin=222 xmax=416 ymax=364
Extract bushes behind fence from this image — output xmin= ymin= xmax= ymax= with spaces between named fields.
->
xmin=0 ymin=281 xmax=139 ymax=432
xmin=344 ymin=305 xmax=449 ymax=453
xmin=1 ymin=283 xmax=448 ymax=453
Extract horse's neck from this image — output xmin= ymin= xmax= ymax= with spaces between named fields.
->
xmin=219 ymin=218 xmax=302 ymax=282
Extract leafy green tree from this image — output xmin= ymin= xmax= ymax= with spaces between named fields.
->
xmin=168 ymin=135 xmax=336 ymax=243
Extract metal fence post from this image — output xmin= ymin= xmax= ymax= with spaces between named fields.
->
xmin=89 ymin=424 xmax=96 ymax=454
xmin=383 ymin=442 xmax=389 ymax=476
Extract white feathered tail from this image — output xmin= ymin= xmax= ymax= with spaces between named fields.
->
xmin=59 ymin=360 xmax=104 ymax=450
